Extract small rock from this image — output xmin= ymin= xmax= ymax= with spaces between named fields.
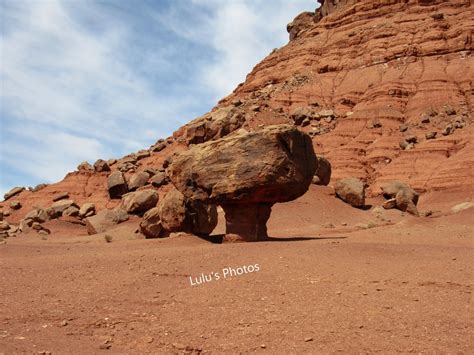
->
xmin=399 ymin=124 xmax=408 ymax=132
xmin=52 ymin=192 xmax=69 ymax=202
xmin=304 ymin=337 xmax=314 ymax=342
xmin=60 ymin=320 xmax=68 ymax=327
xmin=451 ymin=202 xmax=474 ymax=214
xmin=444 ymin=106 xmax=456 ymax=115
xmin=4 ymin=187 xmax=25 ymax=201
xmin=10 ymin=201 xmax=22 ymax=210
xmin=425 ymin=132 xmax=437 ymax=140
xmin=382 ymin=198 xmax=396 ymax=209
xmin=442 ymin=124 xmax=454 ymax=136
xmin=404 ymin=134 xmax=417 ymax=144
xmin=420 ymin=114 xmax=430 ymax=124
xmin=93 ymin=159 xmax=110 ymax=172
xmin=63 ymin=206 xmax=80 ymax=217
xmin=77 ymin=161 xmax=93 ymax=171
xmin=79 ymin=203 xmax=96 ymax=218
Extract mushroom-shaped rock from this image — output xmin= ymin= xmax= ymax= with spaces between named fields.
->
xmin=168 ymin=124 xmax=317 ymax=241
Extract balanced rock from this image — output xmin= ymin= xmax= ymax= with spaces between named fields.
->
xmin=312 ymin=156 xmax=331 ymax=185
xmin=108 ymin=171 xmax=128 ymax=199
xmin=128 ymin=171 xmax=150 ymax=191
xmin=168 ymin=124 xmax=317 ymax=241
xmin=334 ymin=178 xmax=365 ymax=208
xmin=4 ymin=187 xmax=25 ymax=201
xmin=85 ymin=208 xmax=129 ymax=235
xmin=121 ymin=190 xmax=158 ymax=214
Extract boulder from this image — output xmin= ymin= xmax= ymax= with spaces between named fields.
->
xmin=24 ymin=208 xmax=49 ymax=224
xmin=381 ymin=181 xmax=419 ymax=216
xmin=135 ymin=150 xmax=150 ymax=160
xmin=30 ymin=183 xmax=48 ymax=192
xmin=128 ymin=171 xmax=150 ymax=191
xmin=150 ymin=172 xmax=168 ymax=188
xmin=79 ymin=203 xmax=96 ymax=218
xmin=334 ymin=178 xmax=365 ymax=207
xmin=77 ymin=161 xmax=93 ymax=171
xmin=168 ymin=124 xmax=317 ymax=241
xmin=158 ymin=187 xmax=217 ymax=235
xmin=50 ymin=199 xmax=78 ymax=216
xmin=290 ymin=107 xmax=317 ymax=125
xmin=287 ymin=11 xmax=316 ymax=41
xmin=312 ymin=156 xmax=331 ymax=185
xmin=85 ymin=208 xmax=129 ymax=235
xmin=0 ymin=221 xmax=10 ymax=231
xmin=52 ymin=192 xmax=69 ymax=202
xmin=139 ymin=207 xmax=164 ymax=238
xmin=93 ymin=159 xmax=110 ymax=172
xmin=4 ymin=187 xmax=25 ymax=201
xmin=121 ymin=190 xmax=158 ymax=214
xmin=108 ymin=172 xmax=128 ymax=199
xmin=63 ymin=206 xmax=80 ymax=217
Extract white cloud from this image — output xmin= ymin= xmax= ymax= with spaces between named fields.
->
xmin=0 ymin=0 xmax=315 ymax=191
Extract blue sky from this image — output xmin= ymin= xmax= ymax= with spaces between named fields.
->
xmin=0 ymin=0 xmax=316 ymax=197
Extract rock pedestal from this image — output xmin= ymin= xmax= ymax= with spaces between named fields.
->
xmin=222 ymin=204 xmax=272 ymax=242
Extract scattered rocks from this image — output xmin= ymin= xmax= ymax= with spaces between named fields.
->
xmin=121 ymin=190 xmax=158 ymax=214
xmin=93 ymin=159 xmax=110 ymax=172
xmin=128 ymin=171 xmax=150 ymax=191
xmin=108 ymin=172 xmax=128 ymax=199
xmin=85 ymin=208 xmax=129 ymax=235
xmin=4 ymin=187 xmax=25 ymax=201
xmin=334 ymin=178 xmax=366 ymax=208
xmin=312 ymin=156 xmax=331 ymax=185
xmin=52 ymin=192 xmax=69 ymax=202
xmin=24 ymin=208 xmax=49 ymax=224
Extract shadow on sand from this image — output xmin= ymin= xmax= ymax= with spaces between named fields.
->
xmin=198 ymin=234 xmax=347 ymax=244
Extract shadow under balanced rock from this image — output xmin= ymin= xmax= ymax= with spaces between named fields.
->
xmin=168 ymin=124 xmax=317 ymax=242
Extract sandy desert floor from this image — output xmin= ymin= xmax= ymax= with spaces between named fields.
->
xmin=1 ymin=186 xmax=472 ymax=354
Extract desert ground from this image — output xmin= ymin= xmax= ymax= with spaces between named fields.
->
xmin=1 ymin=186 xmax=472 ymax=354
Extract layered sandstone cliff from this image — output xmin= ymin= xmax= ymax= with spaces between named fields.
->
xmin=1 ymin=0 xmax=473 ymax=222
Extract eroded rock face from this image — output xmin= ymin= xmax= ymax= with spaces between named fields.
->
xmin=169 ymin=125 xmax=317 ymax=241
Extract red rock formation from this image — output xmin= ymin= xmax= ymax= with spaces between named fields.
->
xmin=1 ymin=0 xmax=473 ymax=225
